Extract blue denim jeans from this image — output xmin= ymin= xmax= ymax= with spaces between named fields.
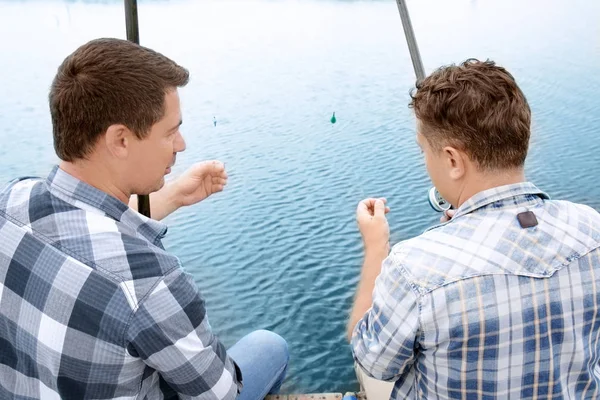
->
xmin=228 ymin=330 xmax=289 ymax=400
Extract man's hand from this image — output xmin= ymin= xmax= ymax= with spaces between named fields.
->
xmin=348 ymin=197 xmax=391 ymax=342
xmin=172 ymin=160 xmax=228 ymax=208
xmin=356 ymin=197 xmax=390 ymax=254
xmin=440 ymin=209 xmax=455 ymax=223
xmin=129 ymin=160 xmax=228 ymax=221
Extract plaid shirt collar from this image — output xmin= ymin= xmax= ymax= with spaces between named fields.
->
xmin=46 ymin=165 xmax=168 ymax=243
xmin=426 ymin=182 xmax=550 ymax=232
xmin=455 ymin=182 xmax=550 ymax=217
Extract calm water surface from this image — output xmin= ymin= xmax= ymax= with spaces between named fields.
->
xmin=1 ymin=0 xmax=599 ymax=392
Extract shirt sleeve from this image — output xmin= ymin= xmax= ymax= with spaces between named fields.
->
xmin=351 ymin=251 xmax=421 ymax=384
xmin=126 ymin=267 xmax=242 ymax=399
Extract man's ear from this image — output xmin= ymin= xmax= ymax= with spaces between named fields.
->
xmin=443 ymin=146 xmax=467 ymax=181
xmin=104 ymin=124 xmax=132 ymax=159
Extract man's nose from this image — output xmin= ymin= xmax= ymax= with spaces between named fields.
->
xmin=175 ymin=132 xmax=186 ymax=153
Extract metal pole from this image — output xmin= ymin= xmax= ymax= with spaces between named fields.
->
xmin=124 ymin=0 xmax=151 ymax=218
xmin=395 ymin=0 xmax=426 ymax=82
xmin=124 ymin=0 xmax=140 ymax=44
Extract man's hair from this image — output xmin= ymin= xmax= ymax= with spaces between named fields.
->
xmin=49 ymin=38 xmax=189 ymax=161
xmin=409 ymin=59 xmax=531 ymax=170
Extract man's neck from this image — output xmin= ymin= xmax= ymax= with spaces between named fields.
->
xmin=455 ymin=168 xmax=526 ymax=208
xmin=59 ymin=160 xmax=130 ymax=204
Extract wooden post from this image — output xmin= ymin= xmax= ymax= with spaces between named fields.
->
xmin=124 ymin=0 xmax=151 ymax=218
xmin=395 ymin=0 xmax=426 ymax=82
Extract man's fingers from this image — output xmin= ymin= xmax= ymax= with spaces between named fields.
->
xmin=358 ymin=198 xmax=389 ymax=217
xmin=359 ymin=197 xmax=386 ymax=207
xmin=212 ymin=177 xmax=228 ymax=185
xmin=194 ymin=160 xmax=224 ymax=176
xmin=440 ymin=209 xmax=456 ymax=223
xmin=358 ymin=198 xmax=376 ymax=211
xmin=211 ymin=160 xmax=225 ymax=170
xmin=357 ymin=199 xmax=376 ymax=221
xmin=374 ymin=199 xmax=386 ymax=217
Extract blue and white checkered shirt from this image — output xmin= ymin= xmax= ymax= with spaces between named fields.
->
xmin=352 ymin=182 xmax=600 ymax=399
xmin=0 ymin=166 xmax=242 ymax=399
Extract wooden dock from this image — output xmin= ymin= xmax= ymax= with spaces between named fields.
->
xmin=266 ymin=395 xmax=343 ymax=400
xmin=266 ymin=393 xmax=365 ymax=400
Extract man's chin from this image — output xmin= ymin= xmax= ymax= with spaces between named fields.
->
xmin=136 ymin=178 xmax=166 ymax=196
xmin=152 ymin=178 xmax=166 ymax=193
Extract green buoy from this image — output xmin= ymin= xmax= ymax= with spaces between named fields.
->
xmin=330 ymin=112 xmax=336 ymax=124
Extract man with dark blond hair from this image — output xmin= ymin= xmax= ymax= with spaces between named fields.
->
xmin=349 ymin=59 xmax=600 ymax=399
xmin=0 ymin=38 xmax=288 ymax=399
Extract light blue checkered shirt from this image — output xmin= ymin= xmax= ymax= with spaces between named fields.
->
xmin=352 ymin=182 xmax=600 ymax=399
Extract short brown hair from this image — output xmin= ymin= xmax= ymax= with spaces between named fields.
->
xmin=49 ymin=38 xmax=189 ymax=161
xmin=409 ymin=59 xmax=531 ymax=170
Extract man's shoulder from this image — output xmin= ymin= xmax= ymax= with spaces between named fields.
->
xmin=387 ymin=230 xmax=468 ymax=294
xmin=537 ymin=198 xmax=600 ymax=248
xmin=0 ymin=175 xmax=44 ymax=208
xmin=391 ymin=199 xmax=600 ymax=293
xmin=1 ymin=175 xmax=180 ymax=287
xmin=52 ymin=205 xmax=181 ymax=292
xmin=0 ymin=176 xmax=72 ymax=229
xmin=549 ymin=198 xmax=600 ymax=223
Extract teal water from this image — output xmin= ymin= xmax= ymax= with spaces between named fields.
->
xmin=1 ymin=0 xmax=599 ymax=393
